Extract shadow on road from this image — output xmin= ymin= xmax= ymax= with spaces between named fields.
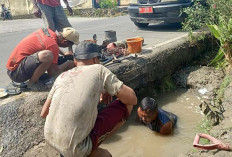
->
xmin=138 ymin=22 xmax=185 ymax=32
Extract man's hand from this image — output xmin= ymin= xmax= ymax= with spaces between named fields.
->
xmin=33 ymin=5 xmax=42 ymax=18
xmin=67 ymin=5 xmax=73 ymax=15
xmin=100 ymin=92 xmax=112 ymax=105
xmin=64 ymin=51 xmax=73 ymax=56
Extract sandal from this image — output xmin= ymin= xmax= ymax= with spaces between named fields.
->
xmin=12 ymin=81 xmax=27 ymax=89
xmin=6 ymin=83 xmax=22 ymax=95
xmin=0 ymin=87 xmax=9 ymax=98
xmin=6 ymin=87 xmax=22 ymax=95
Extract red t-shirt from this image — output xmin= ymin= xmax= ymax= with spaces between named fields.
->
xmin=6 ymin=29 xmax=59 ymax=71
xmin=37 ymin=0 xmax=61 ymax=7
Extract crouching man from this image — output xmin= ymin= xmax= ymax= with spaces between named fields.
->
xmin=6 ymin=27 xmax=78 ymax=90
xmin=41 ymin=41 xmax=137 ymax=157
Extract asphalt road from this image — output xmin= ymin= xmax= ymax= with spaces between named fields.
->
xmin=0 ymin=15 xmax=187 ymax=88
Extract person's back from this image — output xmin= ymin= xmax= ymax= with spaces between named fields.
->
xmin=42 ymin=41 xmax=137 ymax=157
xmin=45 ymin=64 xmax=123 ymax=156
xmin=6 ymin=29 xmax=58 ymax=71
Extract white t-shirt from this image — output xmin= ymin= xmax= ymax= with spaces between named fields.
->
xmin=44 ymin=64 xmax=123 ymax=157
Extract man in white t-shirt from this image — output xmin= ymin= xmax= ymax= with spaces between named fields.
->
xmin=41 ymin=41 xmax=137 ymax=157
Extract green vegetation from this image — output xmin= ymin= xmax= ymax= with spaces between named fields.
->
xmin=162 ymin=75 xmax=176 ymax=92
xmin=182 ymin=0 xmax=232 ymax=69
xmin=66 ymin=8 xmax=125 ymax=17
xmin=196 ymin=117 xmax=213 ymax=144
xmin=216 ymin=75 xmax=232 ymax=100
xmin=99 ymin=0 xmax=117 ymax=9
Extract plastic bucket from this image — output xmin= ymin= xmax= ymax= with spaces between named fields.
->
xmin=126 ymin=38 xmax=142 ymax=53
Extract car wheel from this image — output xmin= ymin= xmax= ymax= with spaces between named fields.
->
xmin=134 ymin=22 xmax=149 ymax=28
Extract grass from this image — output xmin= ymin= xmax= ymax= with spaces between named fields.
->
xmin=216 ymin=75 xmax=232 ymax=100
xmin=196 ymin=117 xmax=213 ymax=145
xmin=0 ymin=8 xmax=126 ymax=21
xmin=65 ymin=8 xmax=126 ymax=18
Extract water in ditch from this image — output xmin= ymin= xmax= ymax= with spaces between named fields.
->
xmin=101 ymin=88 xmax=204 ymax=157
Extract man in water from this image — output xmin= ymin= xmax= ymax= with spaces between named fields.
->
xmin=41 ymin=41 xmax=137 ymax=157
xmin=137 ymin=97 xmax=177 ymax=135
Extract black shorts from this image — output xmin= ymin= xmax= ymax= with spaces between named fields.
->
xmin=7 ymin=53 xmax=41 ymax=83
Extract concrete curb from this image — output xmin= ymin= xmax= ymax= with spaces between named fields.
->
xmin=108 ymin=33 xmax=212 ymax=89
xmin=0 ymin=33 xmax=213 ymax=157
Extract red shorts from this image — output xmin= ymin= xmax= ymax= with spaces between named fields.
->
xmin=90 ymin=100 xmax=129 ymax=151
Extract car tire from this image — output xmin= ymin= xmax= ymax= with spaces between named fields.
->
xmin=134 ymin=22 xmax=149 ymax=28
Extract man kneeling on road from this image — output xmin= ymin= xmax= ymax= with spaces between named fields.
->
xmin=40 ymin=41 xmax=137 ymax=157
xmin=6 ymin=27 xmax=79 ymax=90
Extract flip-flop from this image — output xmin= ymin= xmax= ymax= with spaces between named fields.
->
xmin=6 ymin=83 xmax=22 ymax=95
xmin=12 ymin=81 xmax=27 ymax=89
xmin=0 ymin=87 xmax=9 ymax=98
xmin=6 ymin=87 xmax=21 ymax=95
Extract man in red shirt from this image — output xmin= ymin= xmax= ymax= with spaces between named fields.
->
xmin=6 ymin=27 xmax=79 ymax=91
xmin=32 ymin=0 xmax=73 ymax=32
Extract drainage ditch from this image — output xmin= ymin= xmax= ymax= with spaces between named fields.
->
xmin=101 ymin=88 xmax=204 ymax=157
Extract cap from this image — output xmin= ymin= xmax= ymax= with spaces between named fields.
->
xmin=74 ymin=41 xmax=100 ymax=60
xmin=62 ymin=27 xmax=79 ymax=45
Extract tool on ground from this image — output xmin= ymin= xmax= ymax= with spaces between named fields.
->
xmin=102 ymin=56 xmax=113 ymax=65
xmin=113 ymin=54 xmax=137 ymax=63
xmin=105 ymin=30 xmax=117 ymax=42
xmin=193 ymin=133 xmax=231 ymax=151
xmin=93 ymin=34 xmax=97 ymax=43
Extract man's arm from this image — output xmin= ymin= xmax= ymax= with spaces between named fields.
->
xmin=31 ymin=0 xmax=42 ymax=18
xmin=59 ymin=48 xmax=73 ymax=56
xmin=41 ymin=99 xmax=51 ymax=118
xmin=160 ymin=121 xmax=173 ymax=135
xmin=63 ymin=0 xmax=73 ymax=15
xmin=47 ymin=61 xmax=75 ymax=76
xmin=115 ymin=84 xmax=137 ymax=106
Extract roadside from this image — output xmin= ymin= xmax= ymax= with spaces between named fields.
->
xmin=0 ymin=7 xmax=128 ymax=21
xmin=20 ymin=37 xmax=232 ymax=157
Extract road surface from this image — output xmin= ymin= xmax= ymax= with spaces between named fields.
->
xmin=0 ymin=15 xmax=187 ymax=88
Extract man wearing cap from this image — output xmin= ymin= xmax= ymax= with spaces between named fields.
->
xmin=6 ymin=27 xmax=79 ymax=90
xmin=41 ymin=41 xmax=138 ymax=157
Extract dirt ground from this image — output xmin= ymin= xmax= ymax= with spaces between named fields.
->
xmin=173 ymin=51 xmax=232 ymax=156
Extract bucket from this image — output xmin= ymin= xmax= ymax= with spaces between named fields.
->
xmin=126 ymin=38 xmax=142 ymax=53
xmin=105 ymin=30 xmax=117 ymax=42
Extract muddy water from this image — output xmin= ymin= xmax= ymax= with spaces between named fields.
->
xmin=101 ymin=88 xmax=204 ymax=157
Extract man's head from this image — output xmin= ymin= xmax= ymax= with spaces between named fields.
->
xmin=73 ymin=41 xmax=101 ymax=65
xmin=137 ymin=97 xmax=158 ymax=124
xmin=57 ymin=27 xmax=79 ymax=47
